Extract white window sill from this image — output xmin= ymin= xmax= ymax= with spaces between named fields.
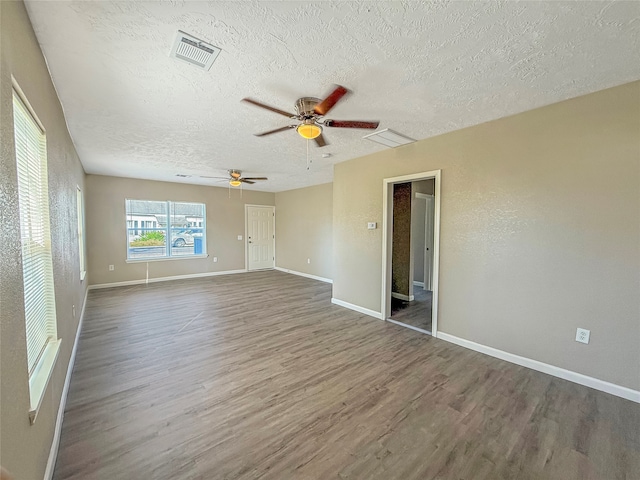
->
xmin=29 ymin=339 xmax=61 ymax=424
xmin=126 ymin=254 xmax=208 ymax=264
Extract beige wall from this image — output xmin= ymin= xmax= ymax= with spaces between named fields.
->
xmin=274 ymin=183 xmax=332 ymax=280
xmin=0 ymin=1 xmax=88 ymax=478
xmin=86 ymin=175 xmax=275 ymax=285
xmin=333 ymin=81 xmax=640 ymax=390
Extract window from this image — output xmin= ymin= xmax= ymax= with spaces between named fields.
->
xmin=13 ymin=87 xmax=61 ymax=424
xmin=126 ymin=199 xmax=206 ymax=261
xmin=77 ymin=186 xmax=87 ymax=280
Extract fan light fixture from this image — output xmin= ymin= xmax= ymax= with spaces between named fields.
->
xmin=297 ymin=123 xmax=322 ymax=139
xmin=229 ymin=179 xmax=242 ymax=187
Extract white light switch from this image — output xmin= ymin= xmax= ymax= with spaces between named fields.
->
xmin=367 ymin=222 xmax=377 ymax=230
xmin=237 ymin=235 xmax=242 ymax=240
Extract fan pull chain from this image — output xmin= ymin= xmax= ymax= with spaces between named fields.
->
xmin=306 ymin=139 xmax=311 ymax=170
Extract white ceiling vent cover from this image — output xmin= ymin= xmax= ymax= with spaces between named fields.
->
xmin=170 ymin=31 xmax=221 ymax=70
xmin=363 ymin=128 xmax=416 ymax=148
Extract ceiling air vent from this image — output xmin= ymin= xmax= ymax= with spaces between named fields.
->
xmin=363 ymin=128 xmax=416 ymax=148
xmin=170 ymin=31 xmax=221 ymax=70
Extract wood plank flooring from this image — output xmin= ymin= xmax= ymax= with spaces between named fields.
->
xmin=54 ymin=271 xmax=640 ymax=480
xmin=390 ymin=288 xmax=432 ymax=332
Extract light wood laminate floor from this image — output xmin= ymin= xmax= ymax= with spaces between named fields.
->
xmin=54 ymin=271 xmax=639 ymax=480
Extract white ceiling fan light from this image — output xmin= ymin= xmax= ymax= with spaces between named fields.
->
xmin=242 ymin=86 xmax=379 ymax=149
xmin=198 ymin=170 xmax=268 ymax=188
xmin=169 ymin=31 xmax=221 ymax=70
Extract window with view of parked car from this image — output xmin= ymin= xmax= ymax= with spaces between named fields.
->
xmin=125 ymin=199 xmax=206 ymax=261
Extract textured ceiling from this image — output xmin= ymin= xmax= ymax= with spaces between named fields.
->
xmin=24 ymin=0 xmax=640 ymax=193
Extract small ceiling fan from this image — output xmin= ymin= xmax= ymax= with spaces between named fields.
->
xmin=242 ymin=85 xmax=379 ymax=147
xmin=201 ymin=169 xmax=267 ymax=187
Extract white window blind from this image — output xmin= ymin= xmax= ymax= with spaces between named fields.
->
xmin=13 ymin=90 xmax=58 ymax=377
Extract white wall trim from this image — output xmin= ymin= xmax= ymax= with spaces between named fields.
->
xmin=89 ymin=269 xmax=247 ymax=290
xmin=437 ymin=332 xmax=640 ymax=403
xmin=391 ymin=292 xmax=414 ymax=301
xmin=413 ymin=281 xmax=425 ymax=288
xmin=44 ymin=287 xmax=89 ymax=480
xmin=275 ymin=267 xmax=332 ymax=284
xmin=331 ymin=298 xmax=384 ymax=320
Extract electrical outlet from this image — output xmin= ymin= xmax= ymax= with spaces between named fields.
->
xmin=237 ymin=235 xmax=242 ymax=240
xmin=576 ymin=328 xmax=590 ymax=344
xmin=108 ymin=264 xmax=114 ymax=271
xmin=307 ymin=258 xmax=311 ymax=264
xmin=213 ymin=257 xmax=218 ymax=262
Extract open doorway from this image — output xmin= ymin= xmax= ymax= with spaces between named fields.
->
xmin=381 ymin=171 xmax=441 ymax=336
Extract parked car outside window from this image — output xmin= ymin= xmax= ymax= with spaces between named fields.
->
xmin=171 ymin=228 xmax=203 ymax=247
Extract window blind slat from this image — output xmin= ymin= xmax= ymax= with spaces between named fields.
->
xmin=13 ymin=90 xmax=58 ymax=376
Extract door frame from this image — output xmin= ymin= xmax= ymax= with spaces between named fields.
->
xmin=415 ymin=193 xmax=435 ymax=291
xmin=381 ymin=170 xmax=441 ymax=337
xmin=244 ymin=204 xmax=275 ymax=271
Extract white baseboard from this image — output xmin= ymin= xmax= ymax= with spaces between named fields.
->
xmin=413 ymin=281 xmax=425 ymax=288
xmin=275 ymin=266 xmax=332 ymax=284
xmin=331 ymin=298 xmax=384 ymax=320
xmin=44 ymin=287 xmax=89 ymax=480
xmin=89 ymin=269 xmax=247 ymax=290
xmin=391 ymin=292 xmax=414 ymax=301
xmin=437 ymin=332 xmax=640 ymax=404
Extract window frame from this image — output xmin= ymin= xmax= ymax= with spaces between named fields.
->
xmin=77 ymin=186 xmax=87 ymax=280
xmin=13 ymin=82 xmax=61 ymax=424
xmin=125 ymin=199 xmax=207 ymax=262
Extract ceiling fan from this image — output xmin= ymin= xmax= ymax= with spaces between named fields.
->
xmin=242 ymin=85 xmax=379 ymax=147
xmin=201 ymin=169 xmax=267 ymax=187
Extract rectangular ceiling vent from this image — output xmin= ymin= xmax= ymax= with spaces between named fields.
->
xmin=363 ymin=128 xmax=416 ymax=148
xmin=170 ymin=30 xmax=221 ymax=70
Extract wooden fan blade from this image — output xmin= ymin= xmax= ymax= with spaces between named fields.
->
xmin=242 ymin=98 xmax=294 ymax=118
xmin=254 ymin=125 xmax=297 ymax=136
xmin=314 ymin=85 xmax=349 ymax=116
xmin=314 ymin=134 xmax=328 ymax=147
xmin=324 ymin=120 xmax=379 ymax=129
xmin=241 ymin=177 xmax=268 ymax=181
xmin=240 ymin=179 xmax=255 ymax=184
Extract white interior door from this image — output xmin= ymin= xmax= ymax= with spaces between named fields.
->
xmin=247 ymin=205 xmax=275 ymax=270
